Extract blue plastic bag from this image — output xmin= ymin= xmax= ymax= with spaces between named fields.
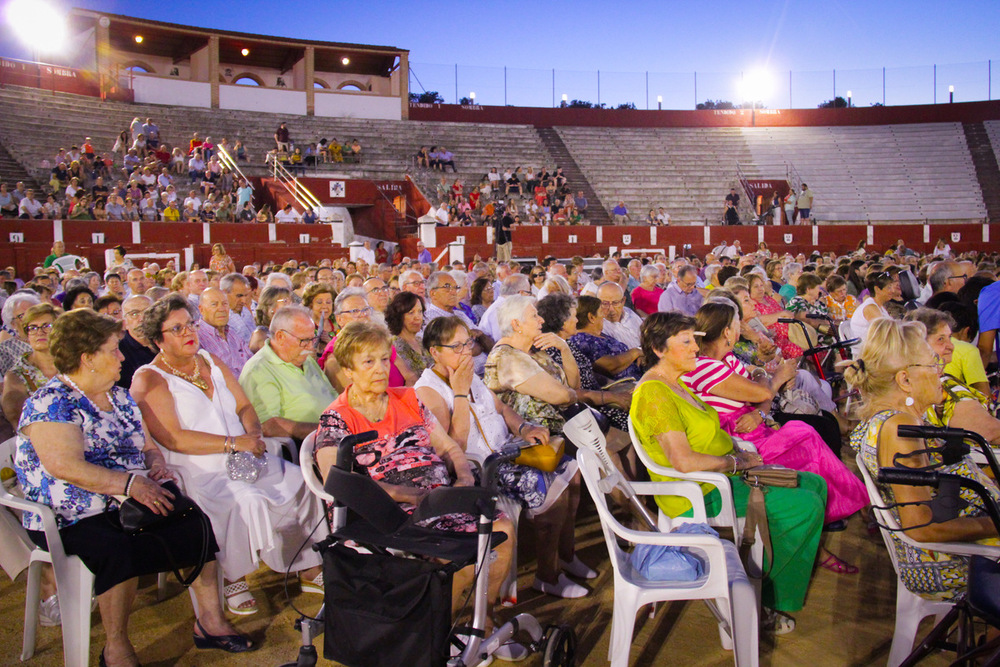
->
xmin=628 ymin=523 xmax=719 ymax=582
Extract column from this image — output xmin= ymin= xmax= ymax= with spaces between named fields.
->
xmin=208 ymin=35 xmax=220 ymax=109
xmin=304 ymin=46 xmax=315 ymax=116
xmin=399 ymin=51 xmax=409 ymax=120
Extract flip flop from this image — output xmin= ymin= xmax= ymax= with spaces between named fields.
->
xmin=224 ymin=580 xmax=258 ymax=615
xmin=819 ymin=553 xmax=859 ymax=575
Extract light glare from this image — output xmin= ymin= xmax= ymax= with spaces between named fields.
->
xmin=739 ymin=68 xmax=772 ymax=103
xmin=6 ymin=0 xmax=69 ymax=55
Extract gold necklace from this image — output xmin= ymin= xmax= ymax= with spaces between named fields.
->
xmin=160 ymin=354 xmax=209 ymax=391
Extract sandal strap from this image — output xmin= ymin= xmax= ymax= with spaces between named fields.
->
xmin=224 ymin=580 xmax=249 ymax=597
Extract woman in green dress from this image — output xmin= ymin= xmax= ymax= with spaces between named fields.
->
xmin=631 ymin=312 xmax=826 ymax=634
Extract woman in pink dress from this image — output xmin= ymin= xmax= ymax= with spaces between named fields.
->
xmin=748 ymin=273 xmax=802 ymax=359
xmin=630 ymin=264 xmax=665 ymax=317
xmin=684 ymin=301 xmax=867 ymax=574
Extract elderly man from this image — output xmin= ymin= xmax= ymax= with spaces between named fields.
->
xmin=924 ymin=261 xmax=968 ymax=309
xmin=658 ymin=265 xmax=704 ymax=316
xmin=478 ymin=273 xmax=532 ymax=341
xmin=363 ymin=277 xmax=390 ymax=326
xmin=197 ymin=287 xmax=253 ymax=376
xmin=117 ymin=294 xmax=158 ymax=388
xmin=399 ymin=269 xmax=426 ymax=298
xmin=357 ymin=240 xmax=376 ymax=265
xmin=424 ymin=271 xmax=493 ymax=373
xmin=125 ymin=268 xmax=146 ymax=297
xmin=598 ymin=282 xmax=643 ymax=350
xmin=221 ymin=273 xmax=256 ymax=342
xmin=239 ymin=305 xmax=338 ymax=440
xmin=17 ymin=189 xmax=44 ymax=219
xmin=186 ymin=269 xmax=208 ymax=306
xmin=416 ymin=241 xmax=432 ymax=264
xmin=0 ymin=292 xmax=41 ymax=376
xmin=626 ymin=259 xmax=642 ymax=292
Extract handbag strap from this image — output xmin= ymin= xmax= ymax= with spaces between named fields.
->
xmin=739 ymin=485 xmax=774 ymax=577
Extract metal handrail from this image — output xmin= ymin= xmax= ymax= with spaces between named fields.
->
xmin=266 ymin=154 xmax=321 ymax=214
xmin=216 ymin=146 xmax=252 ymax=194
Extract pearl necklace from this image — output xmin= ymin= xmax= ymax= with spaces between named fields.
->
xmin=59 ymin=374 xmax=128 ymax=425
xmin=159 ymin=354 xmax=209 ymax=391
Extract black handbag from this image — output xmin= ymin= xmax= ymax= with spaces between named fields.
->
xmin=116 ymin=480 xmax=212 ymax=587
xmin=323 ymin=542 xmax=456 ymax=667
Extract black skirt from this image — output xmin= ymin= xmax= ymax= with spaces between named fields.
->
xmin=28 ymin=509 xmax=219 ymax=595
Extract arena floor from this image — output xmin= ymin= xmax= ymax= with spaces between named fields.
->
xmin=0 ymin=476 xmax=955 ymax=667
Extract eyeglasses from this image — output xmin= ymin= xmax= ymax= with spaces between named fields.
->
xmin=161 ymin=322 xmax=196 ymax=336
xmin=437 ymin=339 xmax=476 ymax=352
xmin=280 ymin=329 xmax=319 ymax=347
xmin=518 ymin=289 xmax=533 ymax=296
xmin=908 ymin=356 xmax=945 ymax=374
xmin=948 ymin=274 xmax=968 ymax=283
xmin=600 ymin=299 xmax=624 ymax=308
xmin=339 ymin=306 xmax=373 ymax=318
xmin=367 ymin=286 xmax=390 ymax=294
xmin=431 ymin=284 xmax=459 ymax=292
xmin=530 ymin=272 xmax=544 ymax=278
xmin=404 ymin=280 xmax=425 ymax=287
xmin=25 ymin=323 xmax=54 ymax=334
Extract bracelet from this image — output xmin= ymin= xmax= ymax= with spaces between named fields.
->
xmin=728 ymin=454 xmax=739 ymax=475
xmin=518 ymin=422 xmax=529 ymax=435
xmin=454 ymin=394 xmax=468 ymax=399
xmin=124 ymin=473 xmax=136 ymax=497
xmin=223 ymin=437 xmax=235 ymax=455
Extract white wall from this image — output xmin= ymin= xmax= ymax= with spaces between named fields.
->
xmin=218 ymin=85 xmax=307 ymax=115
xmin=314 ymin=92 xmax=401 ymax=120
xmin=132 ymin=76 xmax=211 ymax=108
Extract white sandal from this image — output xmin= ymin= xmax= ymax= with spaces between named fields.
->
xmin=300 ymin=571 xmax=324 ymax=595
xmin=224 ymin=580 xmax=258 ymax=615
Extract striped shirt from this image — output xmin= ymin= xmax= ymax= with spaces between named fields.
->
xmin=682 ymin=354 xmax=750 ymax=415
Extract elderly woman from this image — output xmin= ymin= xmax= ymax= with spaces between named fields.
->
xmin=302 ymin=282 xmax=336 ymax=353
xmin=748 ymin=273 xmax=801 ymax=359
xmin=630 ymin=264 xmax=664 ymax=317
xmin=470 ymin=277 xmax=495 ymax=322
xmin=786 ymin=273 xmax=834 ymax=346
xmin=318 ymin=287 xmax=413 ymax=391
xmin=15 ymin=309 xmax=250 ymax=665
xmin=632 ymin=312 xmax=826 ymax=634
xmin=686 ymin=302 xmax=867 ymax=563
xmin=385 ymin=291 xmax=432 ymax=379
xmin=131 ymin=296 xmax=325 ymax=617
xmin=249 ymin=285 xmax=292 ymax=353
xmin=0 ymin=292 xmax=41 ymax=377
xmin=823 ymin=274 xmax=859 ymax=322
xmin=536 ymin=294 xmax=633 ymax=430
xmin=569 ymin=295 xmax=642 ymax=382
xmin=415 ymin=317 xmax=594 ymax=598
xmin=2 ymin=304 xmax=60 ymax=426
xmin=209 ymin=243 xmax=235 ymax=275
xmin=485 ymin=295 xmax=636 ymax=477
xmin=849 ymin=270 xmax=899 ymax=352
xmin=315 ymin=321 xmax=523 ymax=654
xmin=63 ymin=285 xmax=96 ymax=311
xmin=778 ymin=262 xmax=802 ymax=304
xmin=906 ymin=308 xmax=1000 ymax=445
xmin=848 ymin=318 xmax=998 ymax=602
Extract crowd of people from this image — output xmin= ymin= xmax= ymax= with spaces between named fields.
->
xmin=1 ymin=234 xmax=999 ymax=665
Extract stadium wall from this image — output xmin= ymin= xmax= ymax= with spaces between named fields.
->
xmin=408 ymin=99 xmax=1000 ymax=127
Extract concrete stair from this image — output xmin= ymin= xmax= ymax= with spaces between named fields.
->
xmin=535 ymin=126 xmax=611 ymax=225
xmin=0 ymin=141 xmax=40 ymax=191
xmin=963 ymin=121 xmax=1000 ymax=223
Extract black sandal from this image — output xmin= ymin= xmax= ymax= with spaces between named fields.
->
xmin=193 ymin=620 xmax=254 ymax=653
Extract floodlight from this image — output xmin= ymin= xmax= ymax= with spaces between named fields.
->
xmin=341 ymin=57 xmax=350 ymax=65
xmin=561 ymin=93 xmax=568 ymax=102
xmin=470 ymin=91 xmax=476 ymax=100
xmin=134 ymin=35 xmax=143 ymax=43
xmin=241 ymin=48 xmax=249 ymax=56
xmin=5 ymin=0 xmax=69 ymax=55
xmin=739 ymin=68 xmax=772 ymax=103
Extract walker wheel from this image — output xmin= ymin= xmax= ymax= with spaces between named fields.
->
xmin=542 ymin=624 xmax=576 ymax=666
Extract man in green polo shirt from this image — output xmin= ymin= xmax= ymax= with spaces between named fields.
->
xmin=239 ymin=304 xmax=338 ymax=440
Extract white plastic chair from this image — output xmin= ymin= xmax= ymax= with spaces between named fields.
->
xmin=0 ymin=437 xmax=96 ymax=667
xmin=264 ymin=436 xmax=299 ymax=464
xmin=856 ymin=454 xmax=1000 ymax=666
xmin=578 ymin=448 xmax=758 ymax=667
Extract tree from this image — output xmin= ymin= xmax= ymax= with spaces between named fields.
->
xmin=567 ymin=99 xmax=606 ymax=109
xmin=696 ymin=99 xmax=737 ymax=110
xmin=818 ymin=96 xmax=848 ymax=108
xmin=409 ymin=91 xmax=444 ymax=103
xmin=459 ymin=96 xmax=474 ymax=105
xmin=616 ymin=102 xmax=637 ymax=110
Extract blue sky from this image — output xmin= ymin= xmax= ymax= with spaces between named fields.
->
xmin=3 ymin=0 xmax=999 ymax=108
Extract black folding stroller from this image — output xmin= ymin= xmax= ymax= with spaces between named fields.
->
xmin=280 ymin=430 xmax=575 ymax=667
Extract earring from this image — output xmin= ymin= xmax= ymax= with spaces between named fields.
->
xmin=905 ymin=396 xmax=914 ymax=407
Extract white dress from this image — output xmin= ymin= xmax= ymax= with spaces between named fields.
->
xmin=850 ymin=296 xmax=889 ymax=357
xmin=141 ymin=351 xmax=325 ymax=581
